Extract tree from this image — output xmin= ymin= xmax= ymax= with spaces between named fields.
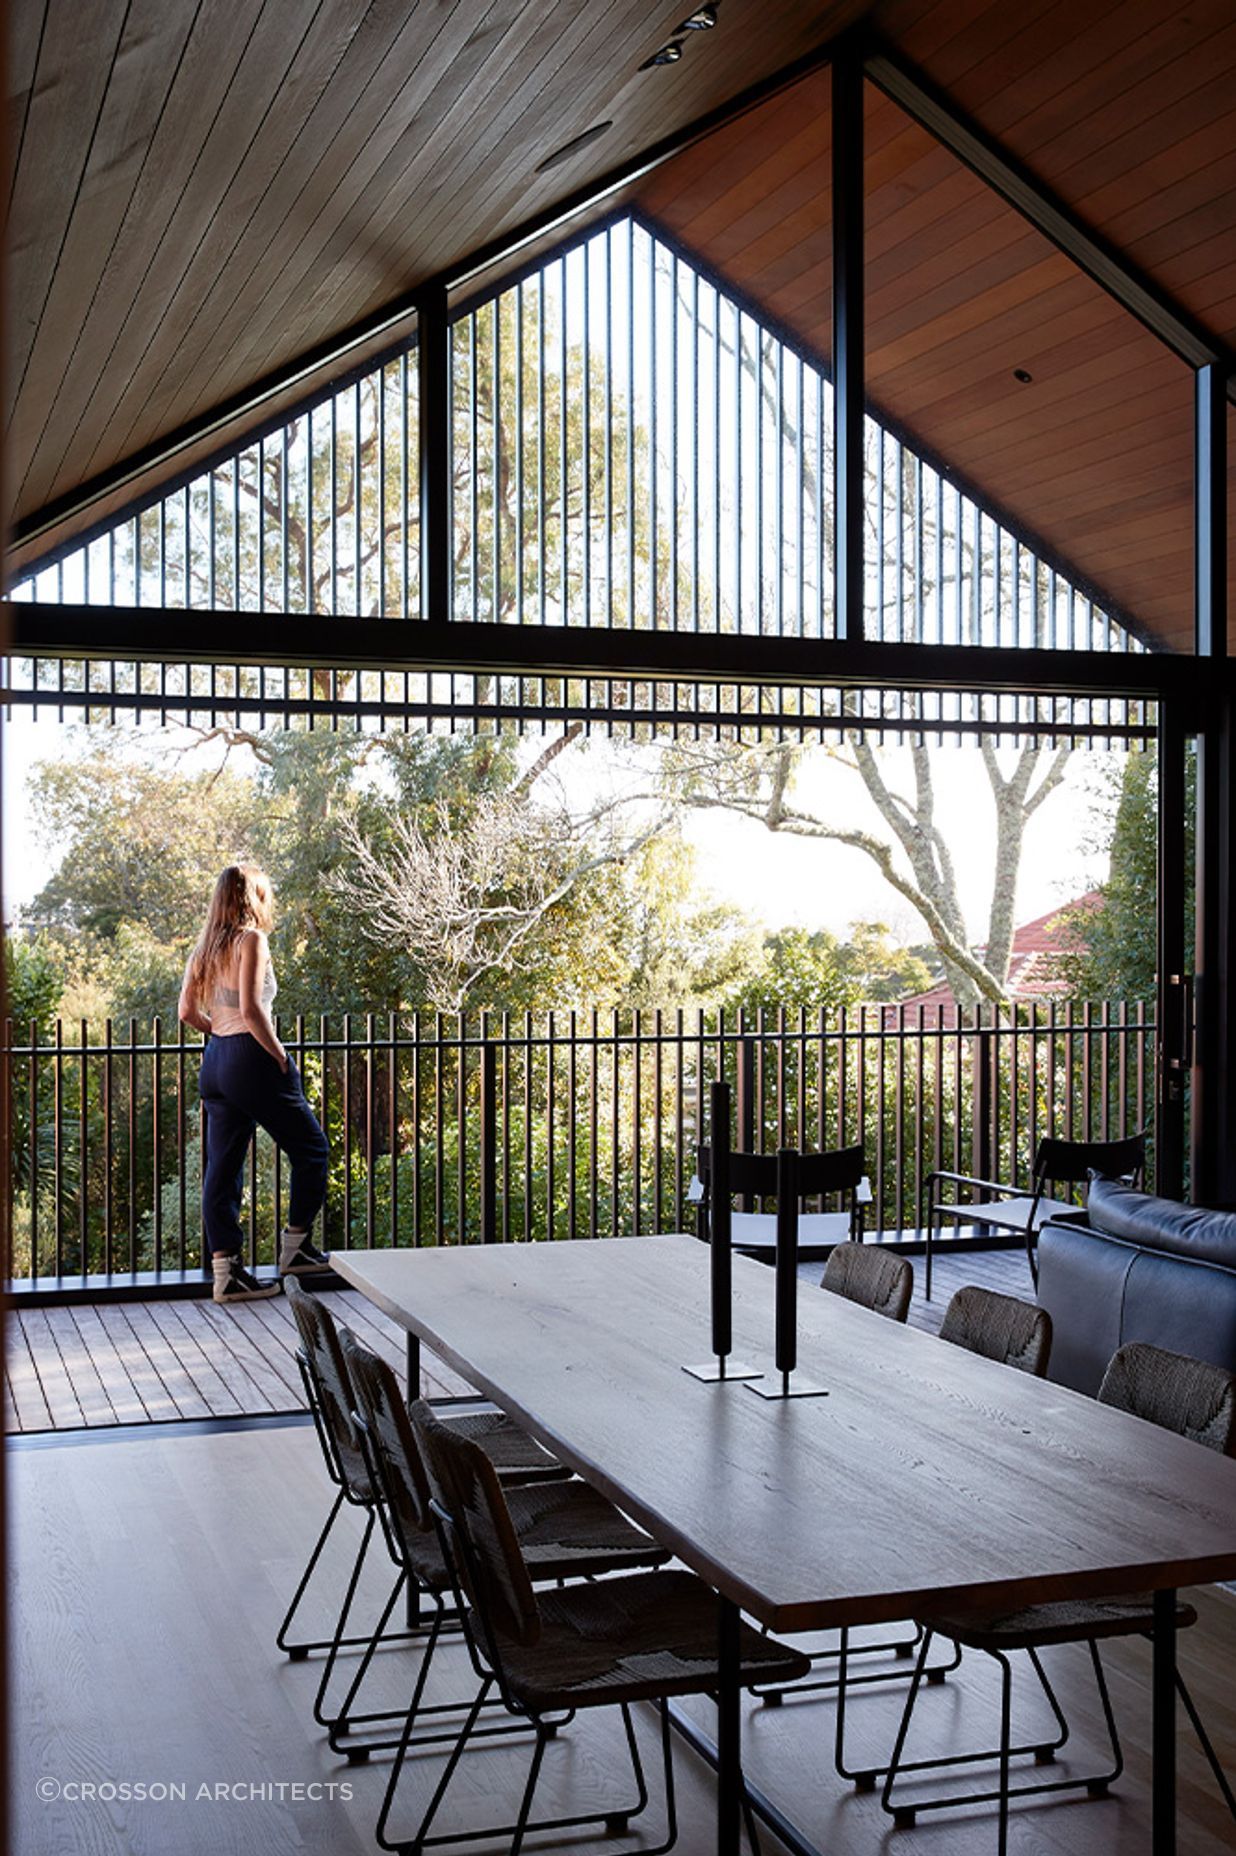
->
xmin=329 ymin=730 xmax=670 ymax=1013
xmin=726 ymin=923 xmax=932 ymax=1018
xmin=658 ymin=734 xmax=1069 ymax=1009
xmin=1060 ymin=749 xmax=1191 ymax=1001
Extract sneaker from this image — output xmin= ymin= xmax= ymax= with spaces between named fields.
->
xmin=213 ymin=1256 xmax=282 ymax=1304
xmin=279 ymin=1232 xmax=331 ymax=1275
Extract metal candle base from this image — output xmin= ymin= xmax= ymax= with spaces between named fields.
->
xmin=682 ymin=1358 xmax=764 ymax=1383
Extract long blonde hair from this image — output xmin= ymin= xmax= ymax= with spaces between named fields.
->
xmin=189 ymin=865 xmax=274 ymax=997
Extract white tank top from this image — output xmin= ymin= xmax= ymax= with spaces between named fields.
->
xmin=207 ymin=937 xmax=277 ymax=1037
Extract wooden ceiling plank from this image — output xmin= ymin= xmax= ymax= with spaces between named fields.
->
xmin=397 ymin=0 xmax=836 ymax=303
xmin=103 ymin=0 xmax=424 ymax=468
xmin=15 ymin=0 xmax=277 ymax=513
xmin=908 ymin=343 xmax=1189 ymax=455
xmin=4 ymin=0 xmax=48 ymax=210
xmin=191 ymin=0 xmax=634 ymax=421
xmin=135 ymin=0 xmax=501 ymax=451
xmin=925 ymin=0 xmax=1183 ymax=153
xmin=5 ymin=0 xmax=130 ymax=423
xmin=275 ymin=0 xmax=817 ymax=367
xmin=71 ymin=0 xmax=378 ymax=490
xmin=867 ymin=275 xmax=1114 ymax=387
xmin=9 ymin=0 xmax=202 ymax=503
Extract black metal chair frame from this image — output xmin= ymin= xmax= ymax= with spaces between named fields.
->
xmin=922 ymin=1130 xmax=1146 ymax=1298
xmin=697 ymin=1142 xmax=867 ymax=1252
xmin=275 ymin=1340 xmax=428 ymax=1682
xmin=849 ymin=1343 xmax=1236 ymax=1853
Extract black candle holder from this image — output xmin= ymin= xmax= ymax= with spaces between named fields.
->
xmin=683 ymin=1079 xmax=762 ymax=1383
xmin=749 ymin=1146 xmax=828 ymax=1399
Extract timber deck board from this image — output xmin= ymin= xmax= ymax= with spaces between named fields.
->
xmin=5 ymin=1246 xmax=1029 ymax=1434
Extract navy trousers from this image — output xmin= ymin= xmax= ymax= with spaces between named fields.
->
xmin=200 ymin=1033 xmax=330 ymax=1257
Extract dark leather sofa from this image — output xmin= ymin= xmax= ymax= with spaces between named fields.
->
xmin=1037 ymin=1175 xmax=1236 ymax=1395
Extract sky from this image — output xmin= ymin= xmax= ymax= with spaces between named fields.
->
xmin=3 ymin=711 xmax=1114 ymax=945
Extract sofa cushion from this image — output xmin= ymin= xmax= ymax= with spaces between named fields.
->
xmin=1087 ymin=1175 xmax=1236 ymax=1271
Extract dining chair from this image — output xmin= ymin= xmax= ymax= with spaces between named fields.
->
xmin=870 ymin=1342 xmax=1236 ymax=1854
xmin=821 ymin=1241 xmax=913 ymax=1322
xmin=937 ymin=1282 xmax=1054 ymax=1377
xmin=277 ymin=1281 xmax=564 ymax=1717
xmin=327 ymin=1328 xmax=671 ymax=1763
xmin=923 ymin=1131 xmax=1146 ymax=1296
xmin=396 ymin=1398 xmax=812 ymax=1856
xmin=697 ymin=1141 xmax=867 ymax=1257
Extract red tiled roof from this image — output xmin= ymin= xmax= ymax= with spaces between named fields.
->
xmin=888 ymin=893 xmax=1102 ymax=1021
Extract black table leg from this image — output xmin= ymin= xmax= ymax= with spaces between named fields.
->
xmin=406 ymin=1330 xmax=421 ymax=1399
xmin=717 ymin=1597 xmax=741 ymax=1856
xmin=1152 ymin=1587 xmax=1177 ymax=1855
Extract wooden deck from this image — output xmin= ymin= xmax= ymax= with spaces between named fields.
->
xmin=5 ymin=1245 xmax=1029 ymax=1434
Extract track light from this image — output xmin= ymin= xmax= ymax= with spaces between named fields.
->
xmin=677 ymin=4 xmax=718 ymax=26
xmin=641 ymin=40 xmax=684 ymax=68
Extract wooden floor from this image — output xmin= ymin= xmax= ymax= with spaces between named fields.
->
xmin=4 ymin=1281 xmax=472 ymax=1432
xmin=11 ymin=1419 xmax=1236 ymax=1856
xmin=5 ymin=1245 xmax=1024 ymax=1436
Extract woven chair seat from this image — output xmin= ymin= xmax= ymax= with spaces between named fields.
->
xmin=507 ymin=1480 xmax=670 ymax=1579
xmin=489 ymin=1570 xmax=812 ymax=1712
xmin=919 ymin=1592 xmax=1197 ymax=1652
xmin=438 ymin=1408 xmax=565 ymax=1479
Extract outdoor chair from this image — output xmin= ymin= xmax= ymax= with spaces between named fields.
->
xmin=399 ymin=1398 xmax=812 ymax=1856
xmin=937 ymin=1283 xmax=1054 ymax=1377
xmin=697 ymin=1141 xmax=866 ymax=1260
xmin=326 ymin=1329 xmax=671 ymax=1769
xmin=923 ymin=1131 xmax=1146 ymax=1298
xmin=821 ymin=1241 xmax=913 ymax=1322
xmin=856 ymin=1341 xmax=1236 ymax=1854
xmin=277 ymin=1281 xmax=564 ymax=1714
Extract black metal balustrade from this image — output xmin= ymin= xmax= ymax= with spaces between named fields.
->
xmin=4 ymin=1001 xmax=1152 ymax=1284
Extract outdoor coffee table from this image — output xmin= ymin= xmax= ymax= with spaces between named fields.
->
xmin=333 ymin=1234 xmax=1236 ymax=1856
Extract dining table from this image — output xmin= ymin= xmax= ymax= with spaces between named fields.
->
xmin=332 ymin=1233 xmax=1236 ymax=1856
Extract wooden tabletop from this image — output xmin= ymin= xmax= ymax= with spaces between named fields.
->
xmin=333 ymin=1236 xmax=1236 ymax=1634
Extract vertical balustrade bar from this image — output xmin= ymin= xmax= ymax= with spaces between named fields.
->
xmin=546 ymin=1012 xmax=556 ymax=1241
xmin=107 ymin=1019 xmax=116 ymax=1274
xmin=152 ymin=1017 xmax=162 ymax=1273
xmin=480 ymin=1026 xmax=497 ymax=1245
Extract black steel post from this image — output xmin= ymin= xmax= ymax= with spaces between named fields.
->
xmin=1190 ymin=362 xmax=1233 ymax=1205
xmin=1156 ymin=704 xmax=1188 ymax=1198
xmin=418 ymin=282 xmax=450 ymax=623
xmin=1152 ymin=1587 xmax=1177 ymax=1855
xmin=973 ymin=1024 xmax=994 ymax=1188
xmin=735 ymin=1036 xmax=756 ymax=1207
xmin=832 ymin=39 xmax=866 ymax=645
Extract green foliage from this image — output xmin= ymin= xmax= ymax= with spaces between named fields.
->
xmin=4 ymin=935 xmax=63 ymax=1032
xmin=1060 ymin=750 xmax=1194 ymax=1001
xmin=726 ymin=923 xmax=933 ymax=1018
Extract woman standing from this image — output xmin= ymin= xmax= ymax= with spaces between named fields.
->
xmin=179 ymin=865 xmax=330 ymax=1303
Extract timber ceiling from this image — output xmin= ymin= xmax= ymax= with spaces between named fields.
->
xmin=6 ymin=0 xmax=1236 ymax=652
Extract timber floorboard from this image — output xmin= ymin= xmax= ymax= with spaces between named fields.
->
xmin=10 ymin=1420 xmax=1236 ymax=1856
xmin=0 ymin=1246 xmax=1048 ymax=1435
xmin=5 ymin=1275 xmax=478 ymax=1433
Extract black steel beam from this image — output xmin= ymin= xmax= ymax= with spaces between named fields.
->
xmin=8 ymin=603 xmax=1219 ymax=703
xmin=865 ymin=43 xmax=1236 ymax=394
xmin=1191 ymin=694 xmax=1236 ymax=1205
xmin=831 ymin=40 xmax=865 ymax=644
